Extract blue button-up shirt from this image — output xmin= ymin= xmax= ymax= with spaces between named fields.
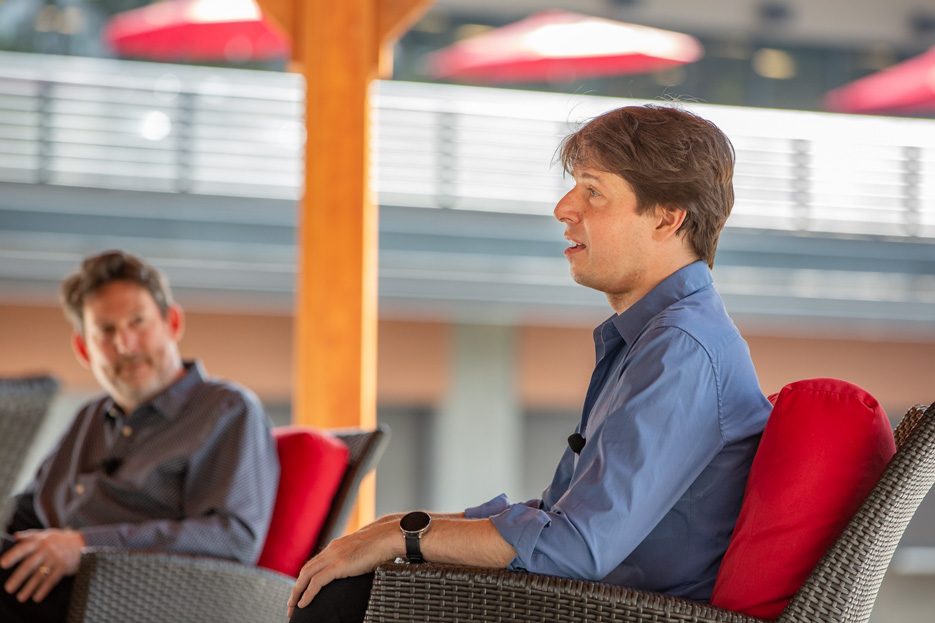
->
xmin=467 ymin=261 xmax=771 ymax=601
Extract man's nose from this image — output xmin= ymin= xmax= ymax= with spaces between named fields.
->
xmin=553 ymin=189 xmax=579 ymax=223
xmin=114 ymin=328 xmax=136 ymax=353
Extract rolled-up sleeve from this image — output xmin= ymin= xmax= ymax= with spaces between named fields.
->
xmin=464 ymin=493 xmax=511 ymax=519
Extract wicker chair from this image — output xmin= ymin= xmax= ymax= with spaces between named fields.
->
xmin=0 ymin=374 xmax=59 ymax=528
xmin=365 ymin=401 xmax=935 ymax=623
xmin=66 ymin=425 xmax=390 ymax=623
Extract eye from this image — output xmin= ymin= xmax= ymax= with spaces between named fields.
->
xmin=588 ymin=187 xmax=600 ymax=197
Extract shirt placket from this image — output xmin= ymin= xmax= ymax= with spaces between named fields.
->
xmin=70 ymin=405 xmax=128 ymax=513
xmin=111 ymin=410 xmax=145 ymax=465
xmin=103 ymin=406 xmax=152 ymax=479
xmin=579 ymin=322 xmax=626 ymax=437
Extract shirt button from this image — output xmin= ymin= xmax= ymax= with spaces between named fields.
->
xmin=75 ymin=484 xmax=85 ymax=495
xmin=122 ymin=425 xmax=133 ymax=437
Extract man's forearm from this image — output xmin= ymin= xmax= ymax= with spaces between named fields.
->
xmin=370 ymin=511 xmax=515 ymax=567
xmin=78 ymin=514 xmax=258 ymax=563
xmin=418 ymin=516 xmax=517 ymax=568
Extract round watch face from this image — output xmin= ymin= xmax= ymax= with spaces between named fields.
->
xmin=400 ymin=510 xmax=431 ymax=533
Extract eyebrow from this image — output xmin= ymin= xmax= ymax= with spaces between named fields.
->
xmin=92 ymin=308 xmax=147 ymax=325
xmin=574 ymin=170 xmax=604 ymax=184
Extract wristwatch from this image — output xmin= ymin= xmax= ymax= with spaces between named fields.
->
xmin=399 ymin=510 xmax=432 ymax=563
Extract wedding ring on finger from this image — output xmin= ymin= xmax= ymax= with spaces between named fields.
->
xmin=39 ymin=565 xmax=51 ymax=576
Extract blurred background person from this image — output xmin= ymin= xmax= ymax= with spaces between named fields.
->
xmin=1 ymin=249 xmax=280 ymax=623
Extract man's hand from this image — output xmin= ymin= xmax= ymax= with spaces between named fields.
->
xmin=286 ymin=512 xmax=515 ymax=619
xmin=286 ymin=517 xmax=402 ymax=618
xmin=1 ymin=528 xmax=86 ymax=603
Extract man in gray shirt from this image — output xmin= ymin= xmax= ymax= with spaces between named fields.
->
xmin=0 ymin=250 xmax=280 ymax=623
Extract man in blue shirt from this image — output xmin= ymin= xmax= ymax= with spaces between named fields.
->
xmin=288 ymin=105 xmax=772 ymax=622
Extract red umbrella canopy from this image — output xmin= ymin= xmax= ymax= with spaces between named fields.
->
xmin=425 ymin=9 xmax=703 ymax=84
xmin=824 ymin=47 xmax=935 ymax=115
xmin=103 ymin=0 xmax=289 ymax=63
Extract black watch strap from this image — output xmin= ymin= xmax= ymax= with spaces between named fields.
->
xmin=405 ymin=533 xmax=425 ymax=563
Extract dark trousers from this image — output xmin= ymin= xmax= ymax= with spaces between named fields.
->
xmin=0 ymin=504 xmax=73 ymax=623
xmin=289 ymin=573 xmax=374 ymax=623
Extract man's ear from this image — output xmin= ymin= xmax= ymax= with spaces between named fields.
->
xmin=654 ymin=207 xmax=687 ymax=241
xmin=167 ymin=304 xmax=185 ymax=342
xmin=71 ymin=332 xmax=91 ymax=369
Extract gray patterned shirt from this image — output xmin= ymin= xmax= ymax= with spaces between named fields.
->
xmin=16 ymin=360 xmax=279 ymax=564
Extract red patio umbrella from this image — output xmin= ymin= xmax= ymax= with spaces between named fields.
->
xmin=103 ymin=0 xmax=290 ymax=63
xmin=824 ymin=47 xmax=935 ymax=115
xmin=425 ymin=9 xmax=703 ymax=84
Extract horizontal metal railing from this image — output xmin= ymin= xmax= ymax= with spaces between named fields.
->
xmin=0 ymin=51 xmax=304 ymax=199
xmin=1 ymin=50 xmax=933 ymax=240
xmin=372 ymin=83 xmax=935 ymax=239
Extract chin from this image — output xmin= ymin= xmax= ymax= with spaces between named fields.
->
xmin=570 ymin=272 xmax=598 ymax=291
xmin=114 ymin=379 xmax=157 ymax=402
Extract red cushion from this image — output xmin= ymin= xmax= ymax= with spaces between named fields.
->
xmin=710 ymin=378 xmax=895 ymax=618
xmin=256 ymin=426 xmax=349 ymax=576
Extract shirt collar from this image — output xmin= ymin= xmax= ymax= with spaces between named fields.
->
xmin=608 ymin=261 xmax=713 ymax=344
xmin=101 ymin=360 xmax=205 ymax=422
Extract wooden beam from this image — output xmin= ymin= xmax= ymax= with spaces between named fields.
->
xmin=378 ymin=0 xmax=435 ymax=48
xmin=294 ymin=1 xmax=378 ymax=532
xmin=258 ymin=1 xmax=434 ymax=72
xmin=376 ymin=0 xmax=435 ymax=77
xmin=255 ymin=0 xmax=303 ymax=69
xmin=254 ymin=0 xmax=434 ymax=532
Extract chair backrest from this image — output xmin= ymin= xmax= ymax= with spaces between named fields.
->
xmin=0 ymin=375 xmax=59 ymax=528
xmin=313 ymin=425 xmax=391 ymax=554
xmin=255 ymin=424 xmax=391 ymax=577
xmin=781 ymin=400 xmax=935 ymax=623
xmin=256 ymin=426 xmax=351 ymax=575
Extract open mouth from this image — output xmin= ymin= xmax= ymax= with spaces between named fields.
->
xmin=565 ymin=238 xmax=586 ymax=255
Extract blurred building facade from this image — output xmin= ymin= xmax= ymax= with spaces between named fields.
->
xmin=3 ymin=0 xmax=935 ymax=114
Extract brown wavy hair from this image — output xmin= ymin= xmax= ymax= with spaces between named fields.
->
xmin=558 ymin=105 xmax=735 ymax=268
xmin=61 ymin=250 xmax=174 ymax=334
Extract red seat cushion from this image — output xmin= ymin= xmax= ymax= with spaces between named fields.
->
xmin=256 ymin=426 xmax=349 ymax=576
xmin=710 ymin=378 xmax=895 ymax=619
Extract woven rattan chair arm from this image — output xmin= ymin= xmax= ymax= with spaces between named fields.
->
xmin=892 ymin=403 xmax=932 ymax=449
xmin=367 ymin=561 xmax=767 ymax=623
xmin=66 ymin=548 xmax=294 ymax=623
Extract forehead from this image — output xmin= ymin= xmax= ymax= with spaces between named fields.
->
xmin=84 ymin=281 xmax=158 ymax=319
xmin=571 ymin=165 xmax=633 ymax=190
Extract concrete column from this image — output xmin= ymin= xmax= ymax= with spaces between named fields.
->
xmin=430 ymin=323 xmax=522 ymax=511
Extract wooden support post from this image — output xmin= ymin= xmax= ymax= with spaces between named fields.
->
xmin=256 ymin=0 xmax=433 ymax=533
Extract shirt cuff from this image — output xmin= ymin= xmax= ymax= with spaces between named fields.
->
xmin=488 ymin=503 xmax=552 ymax=571
xmin=464 ymin=493 xmax=511 ymax=519
xmin=78 ymin=525 xmax=123 ymax=548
